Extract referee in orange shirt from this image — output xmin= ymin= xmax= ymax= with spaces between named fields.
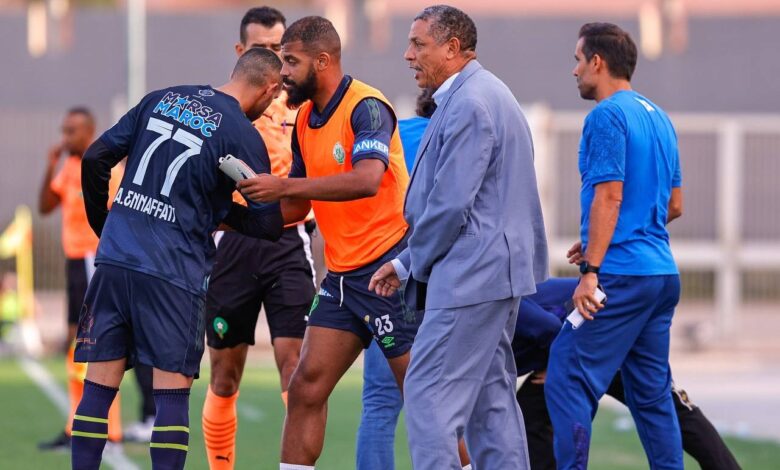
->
xmin=37 ymin=107 xmax=123 ymax=450
xmin=201 ymin=8 xmax=317 ymax=469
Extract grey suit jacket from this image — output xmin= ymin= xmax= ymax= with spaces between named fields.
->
xmin=397 ymin=60 xmax=548 ymax=310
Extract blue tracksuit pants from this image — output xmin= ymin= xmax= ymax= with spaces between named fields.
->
xmin=545 ymin=274 xmax=684 ymax=470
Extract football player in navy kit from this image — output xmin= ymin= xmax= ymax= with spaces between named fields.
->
xmin=71 ymin=48 xmax=283 ymax=470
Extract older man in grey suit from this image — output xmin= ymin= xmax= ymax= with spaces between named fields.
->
xmin=370 ymin=5 xmax=548 ymax=470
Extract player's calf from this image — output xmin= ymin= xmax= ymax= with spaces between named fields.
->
xmin=281 ymin=380 xmax=329 ymax=466
xmin=71 ymin=380 xmax=119 ymax=470
xmin=286 ymin=362 xmax=334 ymax=412
xmin=272 ymin=337 xmax=303 ymax=402
xmin=203 ymin=345 xmax=249 ymax=470
xmin=208 ymin=345 xmax=249 ymax=392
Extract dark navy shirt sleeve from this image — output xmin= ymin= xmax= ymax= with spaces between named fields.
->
xmin=99 ymin=92 xmax=157 ymax=155
xmin=288 ymin=129 xmax=307 ymax=178
xmin=239 ymin=127 xmax=271 ymax=175
xmin=350 ymin=97 xmax=396 ymax=168
xmin=237 ymin=126 xmax=274 ymax=210
xmin=583 ymin=103 xmax=627 ymax=185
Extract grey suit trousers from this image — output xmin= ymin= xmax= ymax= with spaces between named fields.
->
xmin=404 ymin=297 xmax=530 ymax=469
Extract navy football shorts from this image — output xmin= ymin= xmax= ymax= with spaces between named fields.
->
xmin=306 ymin=240 xmax=420 ymax=358
xmin=65 ymin=257 xmax=93 ymax=326
xmin=74 ymin=264 xmax=206 ymax=378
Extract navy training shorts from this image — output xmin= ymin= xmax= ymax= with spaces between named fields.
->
xmin=306 ymin=239 xmax=420 ymax=358
xmin=74 ymin=263 xmax=206 ymax=378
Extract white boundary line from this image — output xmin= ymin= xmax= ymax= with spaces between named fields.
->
xmin=18 ymin=356 xmax=141 ymax=470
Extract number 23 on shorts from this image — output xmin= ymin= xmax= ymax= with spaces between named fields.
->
xmin=374 ymin=314 xmax=394 ymax=335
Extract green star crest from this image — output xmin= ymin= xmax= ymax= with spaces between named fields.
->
xmin=332 ymin=142 xmax=346 ymax=164
xmin=213 ymin=316 xmax=228 ymax=340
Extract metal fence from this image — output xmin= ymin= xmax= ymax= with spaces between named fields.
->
xmin=2 ymin=107 xmax=779 ymax=337
xmin=528 ymin=107 xmax=780 ymax=335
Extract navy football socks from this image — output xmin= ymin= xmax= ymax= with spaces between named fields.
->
xmin=71 ymin=380 xmax=118 ymax=470
xmin=150 ymin=388 xmax=191 ymax=470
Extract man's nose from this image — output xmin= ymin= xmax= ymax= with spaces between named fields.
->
xmin=403 ymin=45 xmax=414 ymax=62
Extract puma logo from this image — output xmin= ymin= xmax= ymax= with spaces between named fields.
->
xmin=216 ymin=453 xmax=232 ymax=462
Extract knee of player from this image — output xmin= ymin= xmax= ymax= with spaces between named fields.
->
xmin=287 ymin=370 xmax=329 ymax=407
xmin=278 ymin=353 xmax=301 ymax=375
xmin=210 ymin=374 xmax=240 ymax=397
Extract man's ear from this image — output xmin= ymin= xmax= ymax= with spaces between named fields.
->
xmin=446 ymin=37 xmax=461 ymax=59
xmin=591 ymin=53 xmax=603 ymax=72
xmin=316 ymin=52 xmax=331 ymax=71
xmin=235 ymin=42 xmax=244 ymax=58
xmin=268 ymin=81 xmax=281 ymax=99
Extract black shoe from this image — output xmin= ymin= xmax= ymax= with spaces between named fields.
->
xmin=38 ymin=432 xmax=71 ymax=451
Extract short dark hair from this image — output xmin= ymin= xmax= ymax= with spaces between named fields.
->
xmin=232 ymin=47 xmax=282 ymax=87
xmin=415 ymin=88 xmax=437 ymax=118
xmin=240 ymin=6 xmax=286 ymax=44
xmin=578 ymin=23 xmax=637 ymax=81
xmin=415 ymin=5 xmax=477 ymax=53
xmin=66 ymin=106 xmax=95 ymax=127
xmin=281 ymin=16 xmax=341 ymax=58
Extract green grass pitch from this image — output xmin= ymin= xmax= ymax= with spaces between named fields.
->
xmin=1 ymin=356 xmax=778 ymax=469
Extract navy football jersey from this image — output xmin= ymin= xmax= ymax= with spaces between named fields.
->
xmin=96 ymin=85 xmax=270 ymax=295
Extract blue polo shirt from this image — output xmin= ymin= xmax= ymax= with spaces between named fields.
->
xmin=579 ymin=90 xmax=681 ymax=275
xmin=398 ymin=116 xmax=430 ymax=172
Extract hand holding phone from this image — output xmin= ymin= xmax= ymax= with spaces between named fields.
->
xmin=566 ymin=285 xmax=607 ymax=329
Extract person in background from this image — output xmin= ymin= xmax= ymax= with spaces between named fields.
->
xmin=123 ymin=363 xmax=156 ymax=442
xmin=514 ymin=278 xmax=741 ymax=470
xmin=355 ymin=273 xmax=741 ymax=470
xmin=398 ymin=88 xmax=435 ymax=173
xmin=201 ymin=8 xmax=316 ymax=469
xmin=37 ymin=107 xmax=124 ymax=451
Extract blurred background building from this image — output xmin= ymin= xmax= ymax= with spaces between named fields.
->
xmin=1 ymin=0 xmax=778 ymax=439
xmin=0 ymin=0 xmax=780 ymax=438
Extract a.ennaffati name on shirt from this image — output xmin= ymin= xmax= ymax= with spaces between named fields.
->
xmin=113 ymin=188 xmax=176 ymax=223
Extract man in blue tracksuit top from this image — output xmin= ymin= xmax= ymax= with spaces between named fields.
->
xmin=545 ymin=23 xmax=685 ymax=469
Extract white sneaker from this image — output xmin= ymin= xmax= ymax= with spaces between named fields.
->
xmin=123 ymin=417 xmax=154 ymax=442
xmin=103 ymin=441 xmax=124 ymax=456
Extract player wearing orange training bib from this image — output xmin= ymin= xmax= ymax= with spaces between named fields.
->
xmin=236 ymin=17 xmax=419 ymax=469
